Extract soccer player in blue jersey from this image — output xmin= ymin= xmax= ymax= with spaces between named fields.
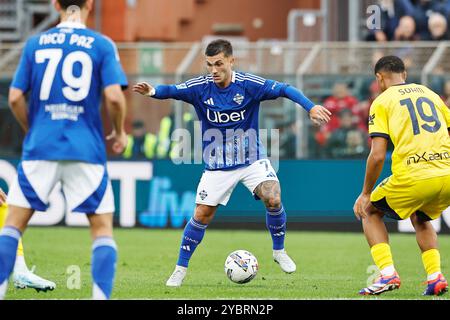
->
xmin=133 ymin=39 xmax=331 ymax=287
xmin=0 ymin=0 xmax=128 ymax=299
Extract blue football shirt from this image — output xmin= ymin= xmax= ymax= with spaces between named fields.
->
xmin=11 ymin=21 xmax=128 ymax=164
xmin=154 ymin=71 xmax=289 ymax=170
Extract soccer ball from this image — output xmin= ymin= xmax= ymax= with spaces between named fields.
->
xmin=224 ymin=250 xmax=258 ymax=284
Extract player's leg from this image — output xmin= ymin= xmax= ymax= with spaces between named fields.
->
xmin=62 ymin=162 xmax=118 ymax=299
xmin=359 ymin=203 xmax=401 ymax=295
xmin=359 ymin=177 xmax=408 ymax=295
xmin=177 ymin=204 xmax=218 ymax=268
xmin=253 ymin=180 xmax=296 ymax=273
xmin=254 ymin=180 xmax=284 ymax=248
xmin=1 ymin=161 xmax=60 ymax=298
xmin=87 ymin=213 xmax=117 ymax=300
xmin=244 ymin=159 xmax=295 ymax=273
xmin=0 ymin=203 xmax=56 ymax=292
xmin=166 ymin=204 xmax=218 ymax=287
xmin=411 ymin=207 xmax=448 ymax=295
xmin=166 ymin=169 xmax=237 ymax=287
xmin=0 ymin=203 xmax=25 ymax=267
xmin=0 ymin=205 xmax=33 ymax=299
xmin=411 ymin=176 xmax=450 ymax=296
xmin=409 ymin=212 xmax=447 ymax=295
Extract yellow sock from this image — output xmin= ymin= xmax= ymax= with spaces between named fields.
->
xmin=0 ymin=204 xmax=7 ymax=228
xmin=17 ymin=239 xmax=24 ymax=257
xmin=371 ymin=243 xmax=395 ymax=275
xmin=0 ymin=203 xmax=25 ymax=258
xmin=422 ymin=249 xmax=441 ymax=276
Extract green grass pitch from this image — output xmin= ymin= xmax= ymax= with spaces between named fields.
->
xmin=6 ymin=226 xmax=450 ymax=300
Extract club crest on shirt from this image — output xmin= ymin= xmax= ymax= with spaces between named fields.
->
xmin=198 ymin=190 xmax=208 ymax=200
xmin=233 ymin=93 xmax=244 ymax=105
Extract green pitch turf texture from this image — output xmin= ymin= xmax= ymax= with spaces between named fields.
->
xmin=6 ymin=227 xmax=449 ymax=300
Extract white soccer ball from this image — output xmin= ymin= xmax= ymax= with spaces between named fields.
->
xmin=224 ymin=250 xmax=258 ymax=284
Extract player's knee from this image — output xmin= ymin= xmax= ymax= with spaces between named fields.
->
xmin=91 ymin=225 xmax=113 ymax=239
xmin=4 ymin=205 xmax=33 ymax=233
xmin=265 ymin=197 xmax=281 ymax=210
xmin=194 ymin=205 xmax=216 ymax=224
xmin=410 ymin=212 xmax=431 ymax=229
xmin=88 ymin=214 xmax=114 ymax=239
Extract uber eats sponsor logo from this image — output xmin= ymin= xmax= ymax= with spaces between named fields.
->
xmin=207 ymin=108 xmax=247 ymax=124
xmin=407 ymin=151 xmax=450 ymax=165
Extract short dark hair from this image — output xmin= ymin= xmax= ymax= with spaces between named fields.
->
xmin=374 ymin=55 xmax=406 ymax=74
xmin=57 ymin=0 xmax=87 ymax=9
xmin=205 ymin=39 xmax=233 ymax=57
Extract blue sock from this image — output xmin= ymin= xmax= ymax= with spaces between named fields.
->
xmin=92 ymin=237 xmax=117 ymax=300
xmin=266 ymin=204 xmax=286 ymax=250
xmin=177 ymin=218 xmax=207 ymax=268
xmin=0 ymin=227 xmax=21 ymax=295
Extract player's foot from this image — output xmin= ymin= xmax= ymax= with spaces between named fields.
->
xmin=166 ymin=265 xmax=187 ymax=287
xmin=273 ymin=249 xmax=296 ymax=273
xmin=423 ymin=273 xmax=448 ymax=296
xmin=359 ymin=272 xmax=401 ymax=295
xmin=13 ymin=266 xmax=56 ymax=292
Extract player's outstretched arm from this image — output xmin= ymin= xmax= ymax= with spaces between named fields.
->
xmin=280 ymin=85 xmax=331 ymax=126
xmin=104 ymin=84 xmax=128 ymax=154
xmin=132 ymin=81 xmax=194 ymax=103
xmin=0 ymin=188 xmax=6 ymax=206
xmin=309 ymin=105 xmax=332 ymax=126
xmin=8 ymin=88 xmax=29 ymax=133
xmin=133 ymin=82 xmax=155 ymax=97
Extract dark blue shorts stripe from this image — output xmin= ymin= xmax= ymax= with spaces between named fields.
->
xmin=72 ymin=166 xmax=108 ymax=213
xmin=17 ymin=163 xmax=47 ymax=211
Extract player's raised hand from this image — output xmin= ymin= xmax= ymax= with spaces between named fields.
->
xmin=309 ymin=105 xmax=331 ymax=126
xmin=353 ymin=193 xmax=370 ymax=221
xmin=0 ymin=188 xmax=6 ymax=206
xmin=133 ymin=82 xmax=155 ymax=96
xmin=107 ymin=130 xmax=128 ymax=155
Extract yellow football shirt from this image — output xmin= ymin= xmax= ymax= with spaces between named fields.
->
xmin=369 ymin=83 xmax=450 ymax=180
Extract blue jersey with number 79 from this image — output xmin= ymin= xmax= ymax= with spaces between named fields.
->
xmin=10 ymin=21 xmax=128 ymax=164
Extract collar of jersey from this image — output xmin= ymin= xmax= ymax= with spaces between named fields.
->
xmin=57 ymin=21 xmax=87 ymax=29
xmin=213 ymin=71 xmax=236 ymax=92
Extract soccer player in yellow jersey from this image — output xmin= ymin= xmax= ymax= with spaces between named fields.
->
xmin=0 ymin=188 xmax=55 ymax=292
xmin=354 ymin=55 xmax=449 ymax=296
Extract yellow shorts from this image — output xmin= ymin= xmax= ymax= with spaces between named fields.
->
xmin=370 ymin=174 xmax=450 ymax=221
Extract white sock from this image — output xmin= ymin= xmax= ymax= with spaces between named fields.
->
xmin=175 ymin=265 xmax=187 ymax=272
xmin=427 ymin=271 xmax=441 ymax=281
xmin=0 ymin=280 xmax=8 ymax=300
xmin=92 ymin=283 xmax=107 ymax=300
xmin=13 ymin=255 xmax=28 ymax=274
xmin=380 ymin=265 xmax=396 ymax=277
xmin=273 ymin=249 xmax=286 ymax=255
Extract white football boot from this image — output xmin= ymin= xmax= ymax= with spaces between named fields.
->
xmin=273 ymin=249 xmax=297 ymax=273
xmin=13 ymin=266 xmax=56 ymax=292
xmin=166 ymin=265 xmax=187 ymax=287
